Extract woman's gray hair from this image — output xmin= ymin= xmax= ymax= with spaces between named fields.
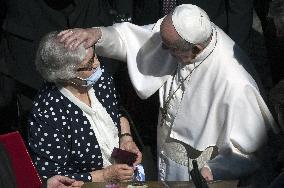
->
xmin=35 ymin=31 xmax=87 ymax=83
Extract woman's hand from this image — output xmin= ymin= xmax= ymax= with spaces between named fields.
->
xmin=120 ymin=138 xmax=142 ymax=166
xmin=91 ymin=164 xmax=134 ymax=182
xmin=58 ymin=28 xmax=102 ymax=50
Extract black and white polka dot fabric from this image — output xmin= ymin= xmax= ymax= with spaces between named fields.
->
xmin=28 ymin=65 xmax=120 ymax=182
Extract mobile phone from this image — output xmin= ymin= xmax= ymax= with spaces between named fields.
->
xmin=111 ymin=147 xmax=137 ymax=166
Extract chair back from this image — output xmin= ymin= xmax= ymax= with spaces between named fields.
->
xmin=0 ymin=131 xmax=42 ymax=188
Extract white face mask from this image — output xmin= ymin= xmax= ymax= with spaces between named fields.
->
xmin=76 ymin=66 xmax=102 ymax=87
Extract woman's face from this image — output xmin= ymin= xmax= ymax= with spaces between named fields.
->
xmin=76 ymin=47 xmax=100 ymax=79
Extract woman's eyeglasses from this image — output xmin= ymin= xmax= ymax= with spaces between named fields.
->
xmin=77 ymin=55 xmax=96 ymax=72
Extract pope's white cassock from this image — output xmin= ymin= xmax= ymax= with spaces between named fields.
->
xmin=95 ymin=8 xmax=277 ymax=183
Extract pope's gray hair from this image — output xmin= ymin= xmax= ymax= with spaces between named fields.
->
xmin=35 ymin=31 xmax=87 ymax=83
xmin=174 ymin=32 xmax=212 ymax=51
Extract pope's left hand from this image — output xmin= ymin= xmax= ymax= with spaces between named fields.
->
xmin=120 ymin=138 xmax=142 ymax=166
xmin=200 ymin=166 xmax=213 ymax=182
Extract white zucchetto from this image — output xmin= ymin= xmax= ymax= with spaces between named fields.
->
xmin=172 ymin=4 xmax=212 ymax=44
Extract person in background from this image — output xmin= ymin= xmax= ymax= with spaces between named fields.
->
xmin=270 ymin=0 xmax=284 ymax=83
xmin=256 ymin=0 xmax=284 ymax=84
xmin=265 ymin=4 xmax=284 ymax=186
xmin=268 ymin=0 xmax=284 ymax=37
xmin=59 ymin=4 xmax=277 ymax=187
xmin=268 ymin=80 xmax=284 ymax=188
xmin=28 ymin=31 xmax=142 ymax=182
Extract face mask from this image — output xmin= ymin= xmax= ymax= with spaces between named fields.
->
xmin=76 ymin=66 xmax=102 ymax=87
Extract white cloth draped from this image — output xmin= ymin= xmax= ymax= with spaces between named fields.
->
xmin=59 ymin=86 xmax=119 ymax=167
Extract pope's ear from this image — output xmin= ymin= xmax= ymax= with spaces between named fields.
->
xmin=192 ymin=45 xmax=203 ymax=55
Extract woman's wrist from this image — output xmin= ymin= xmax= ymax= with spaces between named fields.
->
xmin=119 ymin=132 xmax=133 ymax=143
xmin=90 ymin=170 xmax=105 ymax=182
xmin=119 ymin=132 xmax=132 ymax=139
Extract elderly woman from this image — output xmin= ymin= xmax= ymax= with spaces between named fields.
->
xmin=28 ymin=31 xmax=142 ymax=182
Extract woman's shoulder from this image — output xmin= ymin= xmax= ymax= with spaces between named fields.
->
xmin=30 ymin=83 xmax=74 ymax=126
xmin=34 ymin=82 xmax=60 ymax=100
xmin=32 ymin=82 xmax=66 ymax=110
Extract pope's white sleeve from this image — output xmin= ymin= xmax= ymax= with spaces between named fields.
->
xmin=206 ymin=142 xmax=260 ymax=180
xmin=96 ymin=26 xmax=127 ymax=62
xmin=95 ymin=22 xmax=158 ymax=63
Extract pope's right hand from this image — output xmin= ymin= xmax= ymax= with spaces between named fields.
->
xmin=58 ymin=28 xmax=102 ymax=50
xmin=200 ymin=166 xmax=213 ymax=181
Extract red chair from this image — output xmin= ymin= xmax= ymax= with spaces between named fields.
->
xmin=0 ymin=131 xmax=42 ymax=188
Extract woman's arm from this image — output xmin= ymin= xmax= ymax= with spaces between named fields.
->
xmin=119 ymin=116 xmax=142 ymax=166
